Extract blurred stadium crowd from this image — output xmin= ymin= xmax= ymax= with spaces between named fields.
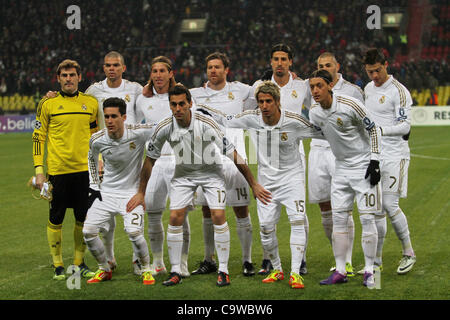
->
xmin=0 ymin=0 xmax=448 ymax=114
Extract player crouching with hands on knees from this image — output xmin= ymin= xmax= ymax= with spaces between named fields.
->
xmin=142 ymin=83 xmax=271 ymax=287
xmin=82 ymin=97 xmax=156 ymax=285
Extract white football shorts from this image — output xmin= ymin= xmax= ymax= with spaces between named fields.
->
xmin=170 ymin=173 xmax=226 ymax=210
xmin=331 ymin=174 xmax=382 ymax=215
xmin=257 ymin=178 xmax=306 ymax=225
xmin=380 ymin=159 xmax=409 ymax=198
xmin=195 ymin=159 xmax=250 ymax=207
xmin=307 ymin=146 xmax=335 ymax=203
xmin=85 ymin=193 xmax=145 ymax=235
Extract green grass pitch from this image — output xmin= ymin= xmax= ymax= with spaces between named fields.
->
xmin=0 ymin=127 xmax=449 ymax=302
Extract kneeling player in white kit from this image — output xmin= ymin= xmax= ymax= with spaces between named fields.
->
xmin=201 ymin=81 xmax=324 ymax=289
xmin=83 ymin=97 xmax=155 ymax=285
xmin=309 ymin=70 xmax=382 ymax=289
xmin=363 ymin=48 xmax=416 ymax=274
xmin=143 ymin=84 xmax=271 ymax=287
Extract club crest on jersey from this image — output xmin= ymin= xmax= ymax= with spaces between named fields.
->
xmin=129 ymin=142 xmax=136 ymax=150
xmin=125 ymin=94 xmax=130 ymax=102
xmin=379 ymin=95 xmax=385 ymax=104
xmin=81 ymin=104 xmax=87 ymax=111
xmin=336 ymin=117 xmax=344 ymax=127
xmin=281 ymin=132 xmax=288 ymax=141
xmin=291 ymin=90 xmax=298 ymax=98
xmin=147 ymin=105 xmax=153 ymax=110
xmin=228 ymin=92 xmax=235 ymax=100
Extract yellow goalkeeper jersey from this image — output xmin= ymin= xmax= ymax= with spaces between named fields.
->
xmin=32 ymin=91 xmax=98 ymax=175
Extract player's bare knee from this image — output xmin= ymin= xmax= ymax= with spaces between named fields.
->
xmin=202 ymin=206 xmax=212 ymax=218
xmin=233 ymin=206 xmax=248 ymax=218
xmin=319 ymin=201 xmax=332 ymax=212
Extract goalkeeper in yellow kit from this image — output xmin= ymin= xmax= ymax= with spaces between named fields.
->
xmin=32 ymin=59 xmax=99 ymax=280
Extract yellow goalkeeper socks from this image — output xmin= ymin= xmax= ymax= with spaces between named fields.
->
xmin=73 ymin=221 xmax=86 ymax=266
xmin=47 ymin=221 xmax=63 ymax=267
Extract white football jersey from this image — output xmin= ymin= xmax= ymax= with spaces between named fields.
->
xmin=253 ymin=74 xmax=310 ymax=156
xmin=86 ymin=79 xmax=143 ymax=129
xmin=146 ymin=110 xmax=235 ymax=179
xmin=88 ymin=124 xmax=155 ymax=197
xmin=253 ymin=74 xmax=311 ymax=113
xmin=309 ymin=94 xmax=381 ymax=175
xmin=310 ymin=74 xmax=365 ymax=148
xmin=135 ymin=89 xmax=174 ymax=156
xmin=364 ymin=76 xmax=411 ymax=160
xmin=190 ymin=81 xmax=255 ymax=160
xmin=205 ymin=107 xmax=323 ymax=189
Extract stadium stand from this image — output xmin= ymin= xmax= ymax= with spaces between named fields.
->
xmin=0 ymin=0 xmax=448 ymax=114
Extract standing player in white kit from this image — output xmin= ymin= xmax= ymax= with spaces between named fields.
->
xmin=85 ymin=51 xmax=143 ymax=272
xmin=252 ymin=44 xmax=312 ymax=275
xmin=190 ymin=52 xmax=256 ymax=277
xmin=363 ymin=48 xmax=416 ymax=274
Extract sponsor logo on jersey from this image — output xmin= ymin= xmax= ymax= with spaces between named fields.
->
xmin=228 ymin=92 xmax=235 ymax=100
xmin=281 ymin=132 xmax=288 ymax=141
xmin=379 ymin=95 xmax=385 ymax=104
xmin=291 ymin=90 xmax=298 ymax=98
xmin=337 ymin=117 xmax=344 ymax=127
xmin=130 ymin=141 xmax=136 ymax=150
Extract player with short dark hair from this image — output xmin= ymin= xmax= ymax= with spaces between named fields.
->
xmin=308 ymin=52 xmax=365 ymax=277
xmin=32 ymin=59 xmax=98 ymax=280
xmin=135 ymin=56 xmax=191 ymax=278
xmin=142 ymin=83 xmax=271 ymax=287
xmin=190 ymin=51 xmax=257 ymax=277
xmin=83 ymin=97 xmax=156 ymax=285
xmin=309 ymin=69 xmax=382 ymax=289
xmin=363 ymin=48 xmax=416 ymax=275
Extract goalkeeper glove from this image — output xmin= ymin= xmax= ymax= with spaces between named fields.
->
xmin=88 ymin=188 xmax=102 ymax=208
xmin=365 ymin=160 xmax=380 ymax=186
